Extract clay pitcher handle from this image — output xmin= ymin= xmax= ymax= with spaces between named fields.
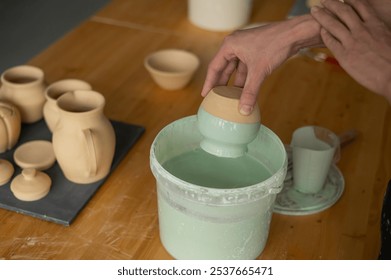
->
xmin=82 ymin=129 xmax=98 ymax=177
xmin=0 ymin=113 xmax=12 ymax=150
xmin=0 ymin=109 xmax=19 ymax=150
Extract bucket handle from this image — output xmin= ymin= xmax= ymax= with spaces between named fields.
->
xmin=82 ymin=128 xmax=98 ymax=177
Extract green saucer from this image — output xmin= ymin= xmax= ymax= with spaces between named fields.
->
xmin=273 ymin=164 xmax=344 ymax=215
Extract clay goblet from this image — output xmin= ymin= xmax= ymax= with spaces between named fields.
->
xmin=197 ymin=86 xmax=261 ymax=158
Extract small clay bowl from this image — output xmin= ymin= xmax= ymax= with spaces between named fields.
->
xmin=197 ymin=86 xmax=261 ymax=158
xmin=144 ymin=49 xmax=200 ymax=90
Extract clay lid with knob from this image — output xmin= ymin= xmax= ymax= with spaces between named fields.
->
xmin=0 ymin=159 xmax=14 ymax=186
xmin=200 ymin=86 xmax=260 ymax=124
xmin=10 ymin=168 xmax=51 ymax=201
xmin=13 ymin=140 xmax=56 ymax=170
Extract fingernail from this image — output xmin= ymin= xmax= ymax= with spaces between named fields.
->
xmin=240 ymin=105 xmax=253 ymax=116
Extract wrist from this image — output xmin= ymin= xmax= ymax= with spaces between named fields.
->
xmin=284 ymin=14 xmax=323 ymax=55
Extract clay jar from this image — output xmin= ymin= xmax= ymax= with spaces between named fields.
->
xmin=197 ymin=86 xmax=260 ymax=158
xmin=0 ymin=65 xmax=46 ymax=123
xmin=43 ymin=79 xmax=92 ymax=132
xmin=0 ymin=101 xmax=21 ymax=153
xmin=52 ymin=90 xmax=115 ymax=184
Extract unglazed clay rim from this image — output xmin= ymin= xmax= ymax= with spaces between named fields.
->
xmin=0 ymin=159 xmax=14 ymax=186
xmin=150 ymin=116 xmax=287 ymax=205
xmin=13 ymin=140 xmax=56 ymax=170
xmin=56 ymin=90 xmax=105 ymax=117
xmin=144 ymin=49 xmax=200 ymax=77
xmin=45 ymin=79 xmax=92 ymax=101
xmin=0 ymin=65 xmax=44 ymax=88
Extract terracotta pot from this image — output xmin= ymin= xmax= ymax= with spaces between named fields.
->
xmin=0 ymin=101 xmax=21 ymax=153
xmin=0 ymin=65 xmax=46 ymax=123
xmin=52 ymin=90 xmax=115 ymax=184
xmin=43 ymin=79 xmax=92 ymax=132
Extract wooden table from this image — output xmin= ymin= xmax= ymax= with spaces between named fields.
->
xmin=1 ymin=0 xmax=390 ymax=260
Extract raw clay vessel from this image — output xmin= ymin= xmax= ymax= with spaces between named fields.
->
xmin=197 ymin=86 xmax=260 ymax=157
xmin=52 ymin=90 xmax=116 ymax=184
xmin=0 ymin=101 xmax=21 ymax=153
xmin=43 ymin=79 xmax=92 ymax=132
xmin=144 ymin=49 xmax=200 ymax=90
xmin=0 ymin=65 xmax=46 ymax=123
xmin=0 ymin=159 xmax=14 ymax=186
xmin=11 ymin=168 xmax=51 ymax=201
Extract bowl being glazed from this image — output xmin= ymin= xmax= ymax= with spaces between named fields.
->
xmin=197 ymin=86 xmax=260 ymax=158
xmin=144 ymin=49 xmax=200 ymax=90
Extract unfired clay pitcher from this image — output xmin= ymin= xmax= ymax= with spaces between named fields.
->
xmin=52 ymin=90 xmax=116 ymax=184
xmin=0 ymin=101 xmax=21 ymax=153
xmin=43 ymin=79 xmax=92 ymax=132
xmin=0 ymin=65 xmax=46 ymax=123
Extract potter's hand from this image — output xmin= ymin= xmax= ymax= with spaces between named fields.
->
xmin=201 ymin=15 xmax=323 ymax=115
xmin=311 ymin=0 xmax=391 ymax=103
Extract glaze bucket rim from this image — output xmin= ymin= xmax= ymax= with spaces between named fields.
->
xmin=150 ymin=116 xmax=287 ymax=205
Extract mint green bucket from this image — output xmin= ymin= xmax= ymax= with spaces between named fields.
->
xmin=150 ymin=116 xmax=287 ymax=259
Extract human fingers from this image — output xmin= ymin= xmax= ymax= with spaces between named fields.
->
xmin=311 ymin=5 xmax=350 ymax=42
xmin=233 ymin=61 xmax=247 ymax=88
xmin=201 ymin=53 xmax=231 ymax=97
xmin=319 ymin=27 xmax=345 ymax=57
xmin=320 ymin=0 xmax=364 ymax=31
xmin=238 ymin=70 xmax=264 ymax=115
xmin=216 ymin=58 xmax=238 ymax=86
xmin=342 ymin=0 xmax=377 ymax=22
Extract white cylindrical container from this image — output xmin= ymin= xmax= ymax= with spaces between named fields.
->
xmin=188 ymin=0 xmax=253 ymax=31
xmin=150 ymin=116 xmax=287 ymax=259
